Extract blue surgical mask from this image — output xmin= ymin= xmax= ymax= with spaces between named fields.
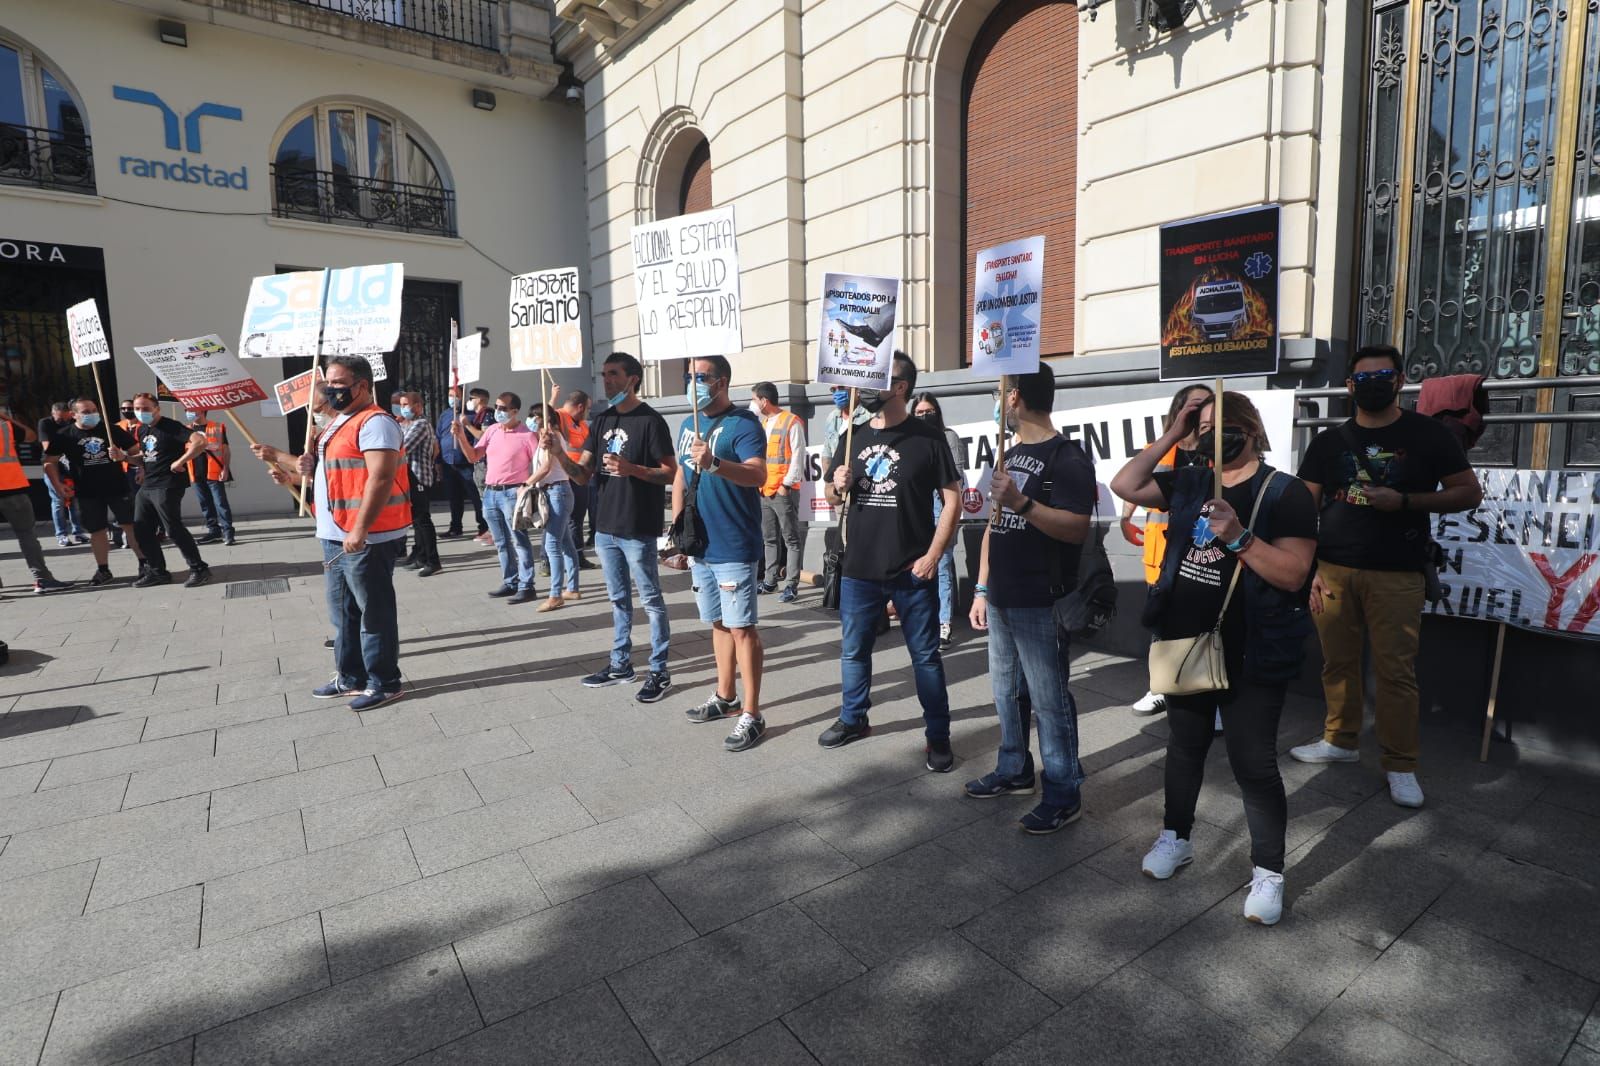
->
xmin=526 ymin=416 xmax=540 ymax=431
xmin=400 ymin=405 xmax=414 ymax=420
xmin=832 ymin=389 xmax=850 ymax=411
xmin=183 ymin=411 xmax=198 ymax=422
xmin=993 ymin=401 xmax=1001 ymax=424
xmin=79 ymin=413 xmax=101 ymax=429
xmin=606 ymin=389 xmax=628 ymax=408
xmin=686 ymin=380 xmax=713 ymax=411
xmin=391 ymin=405 xmax=404 ymax=417
xmin=136 ymin=410 xmax=157 ymax=425
xmin=494 ymin=409 xmax=511 ymax=424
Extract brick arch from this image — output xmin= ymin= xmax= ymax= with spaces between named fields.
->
xmin=634 ymin=106 xmax=711 ymax=224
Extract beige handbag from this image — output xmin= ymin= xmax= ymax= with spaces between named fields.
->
xmin=1147 ymin=473 xmax=1276 ymax=696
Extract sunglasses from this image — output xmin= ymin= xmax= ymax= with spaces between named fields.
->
xmin=1352 ymin=370 xmax=1398 ymax=384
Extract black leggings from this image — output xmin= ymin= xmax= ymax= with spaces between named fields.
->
xmin=409 ymin=484 xmax=439 ymax=567
xmin=134 ymin=483 xmax=204 ymax=574
xmin=1164 ymin=681 xmax=1288 ymax=873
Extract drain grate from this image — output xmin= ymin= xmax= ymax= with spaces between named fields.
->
xmin=223 ymin=578 xmax=291 ymax=599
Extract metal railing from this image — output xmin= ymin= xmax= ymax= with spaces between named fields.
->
xmin=272 ymin=164 xmax=458 ymax=238
xmin=287 ymin=0 xmax=499 ymax=49
xmin=0 ymin=124 xmax=96 ymax=194
xmin=1293 ymin=376 xmax=1600 ymax=428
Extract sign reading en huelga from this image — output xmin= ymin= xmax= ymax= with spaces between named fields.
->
xmin=1429 ymin=468 xmax=1600 ymax=639
xmin=1158 ymin=205 xmax=1280 ymax=382
xmin=631 ymin=206 xmax=742 ymax=361
xmin=971 ymin=235 xmax=1045 ymax=377
xmin=815 ymin=273 xmax=899 ymax=390
xmin=509 ymin=267 xmax=584 ymax=370
xmin=134 ymin=335 xmax=267 ymax=410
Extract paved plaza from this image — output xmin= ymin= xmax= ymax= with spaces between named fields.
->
xmin=1 ymin=516 xmax=1598 ymax=1065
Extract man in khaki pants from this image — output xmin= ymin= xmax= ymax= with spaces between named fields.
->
xmin=1291 ymin=345 xmax=1482 ymax=808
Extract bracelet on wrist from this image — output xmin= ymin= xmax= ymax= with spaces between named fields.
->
xmin=1225 ymin=528 xmax=1254 ymax=553
xmin=974 ymin=584 xmax=989 ymax=597
xmin=1017 ymin=498 xmax=1036 ymax=516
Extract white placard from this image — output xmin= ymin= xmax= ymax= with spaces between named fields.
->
xmin=815 ymin=273 xmax=899 ymax=390
xmin=66 ymin=298 xmax=111 ymax=366
xmin=321 ymin=262 xmax=405 ymax=356
xmin=631 ymin=206 xmax=742 ymax=361
xmin=133 ymin=335 xmax=268 ymax=410
xmin=369 ymin=352 xmax=388 ymax=383
xmin=509 ymin=267 xmax=584 ymax=370
xmin=452 ymin=333 xmax=481 ymax=386
xmin=971 ymin=235 xmax=1045 ymax=377
xmin=238 ymin=269 xmax=329 ymax=358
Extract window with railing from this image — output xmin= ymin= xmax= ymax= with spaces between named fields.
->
xmin=0 ymin=36 xmax=94 ymax=194
xmin=271 ymin=103 xmax=456 ymax=237
xmin=288 ymin=0 xmax=499 ymax=49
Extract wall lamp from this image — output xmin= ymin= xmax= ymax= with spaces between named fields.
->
xmin=158 ymin=19 xmax=188 ymax=47
xmin=472 ymin=89 xmax=496 ymax=112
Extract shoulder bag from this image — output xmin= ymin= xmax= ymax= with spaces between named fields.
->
xmin=667 ymin=414 xmax=718 ymax=558
xmin=1147 ymin=471 xmax=1276 ymax=696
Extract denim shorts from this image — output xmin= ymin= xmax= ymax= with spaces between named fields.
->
xmin=692 ymin=558 xmax=759 ymax=628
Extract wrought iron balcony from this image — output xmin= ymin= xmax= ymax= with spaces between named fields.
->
xmin=288 ymin=0 xmax=499 ymax=49
xmin=272 ymin=164 xmax=458 ymax=238
xmin=0 ymin=124 xmax=96 ymax=195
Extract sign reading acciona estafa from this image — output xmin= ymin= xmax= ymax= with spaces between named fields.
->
xmin=134 ymin=335 xmax=267 ymax=410
xmin=1158 ymin=205 xmax=1280 ymax=382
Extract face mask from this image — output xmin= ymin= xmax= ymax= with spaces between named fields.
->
xmin=1352 ymin=375 xmax=1398 ymax=413
xmin=120 ymin=409 xmax=134 ymax=420
xmin=449 ymin=396 xmax=460 ymax=410
xmin=526 ymin=416 xmax=540 ymax=431
xmin=915 ymin=412 xmax=934 ymax=422
xmin=400 ymin=405 xmax=414 ymax=420
xmin=832 ymin=389 xmax=850 ymax=411
xmin=183 ymin=411 xmax=198 ymax=423
xmin=857 ymin=389 xmax=885 ymax=414
xmin=494 ymin=409 xmax=511 ymax=425
xmin=312 ymin=410 xmax=331 ymax=427
xmin=1196 ymin=427 xmax=1250 ymax=464
xmin=79 ymin=413 xmax=102 ymax=429
xmin=606 ymin=388 xmax=629 ymax=408
xmin=135 ymin=410 xmax=157 ymax=426
xmin=391 ymin=405 xmax=404 ymax=417
xmin=686 ymin=380 xmax=713 ymax=411
xmin=322 ymin=385 xmax=355 ymax=412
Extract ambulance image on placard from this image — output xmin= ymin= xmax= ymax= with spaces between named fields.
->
xmin=1190 ymin=281 xmax=1248 ymax=340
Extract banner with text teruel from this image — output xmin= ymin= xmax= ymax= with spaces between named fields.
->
xmin=632 ymin=207 xmax=742 ymax=361
xmin=1429 ymin=468 xmax=1600 ymax=639
xmin=1158 ymin=205 xmax=1280 ymax=382
xmin=135 ymin=335 xmax=268 ymax=410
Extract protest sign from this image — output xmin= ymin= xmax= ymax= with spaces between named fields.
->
xmin=1430 ymin=469 xmax=1600 ymax=639
xmin=1159 ymin=206 xmax=1280 ymax=382
xmin=273 ymin=367 xmax=321 ymax=416
xmin=509 ymin=268 xmax=584 ymax=371
xmin=815 ymin=274 xmax=899 ymax=390
xmin=369 ymin=352 xmax=388 ymax=383
xmin=134 ymin=335 xmax=268 ymax=410
xmin=971 ymin=236 xmax=1045 ymax=377
xmin=239 ymin=270 xmax=329 ymax=358
xmin=322 ymin=262 xmax=404 ymax=356
xmin=155 ymin=380 xmax=176 ymax=402
xmin=632 ymin=206 xmax=742 ymax=361
xmin=66 ymin=299 xmax=111 ymax=366
xmin=452 ymin=332 xmax=481 ymax=386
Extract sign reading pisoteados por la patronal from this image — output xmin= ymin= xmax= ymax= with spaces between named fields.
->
xmin=112 ymin=86 xmax=248 ymax=190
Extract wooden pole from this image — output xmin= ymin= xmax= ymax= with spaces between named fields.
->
xmin=1478 ymin=621 xmax=1508 ymax=762
xmin=297 ymin=282 xmax=333 ymax=517
xmin=1213 ymin=377 xmax=1225 ymax=498
xmin=88 ymin=362 xmax=114 ymax=448
xmin=223 ymin=408 xmax=308 ymax=512
xmin=840 ymin=387 xmax=858 ymax=547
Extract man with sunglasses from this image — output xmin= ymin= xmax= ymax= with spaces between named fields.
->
xmin=820 ymin=352 xmax=962 ymax=770
xmin=1292 ymin=345 xmax=1482 ymax=808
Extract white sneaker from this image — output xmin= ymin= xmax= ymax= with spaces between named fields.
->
xmin=1244 ymin=866 xmax=1284 ymax=925
xmin=1141 ymin=829 xmax=1194 ymax=879
xmin=1387 ymin=771 xmax=1425 ymax=808
xmin=1132 ymin=691 xmax=1167 ymax=717
xmin=1289 ymin=739 xmax=1360 ymax=764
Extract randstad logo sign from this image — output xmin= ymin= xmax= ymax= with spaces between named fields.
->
xmin=113 ymin=87 xmax=248 ymax=190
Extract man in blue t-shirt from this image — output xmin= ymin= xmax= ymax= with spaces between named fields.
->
xmin=674 ymin=356 xmax=770 ymax=752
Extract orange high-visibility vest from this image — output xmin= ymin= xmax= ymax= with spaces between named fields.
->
xmin=761 ymin=409 xmax=801 ymax=497
xmin=321 ymin=408 xmax=410 ymax=533
xmin=1140 ymin=444 xmax=1179 ymax=585
xmin=0 ymin=423 xmax=27 ymax=492
xmin=188 ymin=422 xmax=227 ymax=482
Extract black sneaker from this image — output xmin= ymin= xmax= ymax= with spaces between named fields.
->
xmin=399 ymin=556 xmax=421 ymax=570
xmin=1019 ymin=801 xmax=1083 ymax=835
xmin=132 ymin=569 xmax=172 ymax=588
xmin=756 ymin=582 xmax=777 ymax=595
xmin=818 ymin=717 xmax=870 ymax=748
xmin=964 ymin=769 xmax=1036 ymax=798
xmin=33 ymin=578 xmax=72 ymax=594
xmin=184 ymin=565 xmax=212 ymax=588
xmin=582 ymin=664 xmax=637 ymax=688
xmin=686 ymin=692 xmax=739 ymax=723
xmin=90 ymin=566 xmax=115 ymax=587
xmin=488 ymin=586 xmax=517 ymax=598
xmin=417 ymin=564 xmax=440 ymax=577
xmin=926 ymin=738 xmax=955 ymax=773
xmin=224 ymin=533 xmax=238 ymax=546
xmin=196 ymin=532 xmax=222 ymax=545
xmin=724 ymin=713 xmax=766 ymax=752
xmin=508 ymin=589 xmax=536 ymax=605
xmin=442 ymin=528 xmax=463 ymax=538
xmin=636 ymin=672 xmax=672 ymax=704
xmin=323 ymin=637 xmax=335 ymax=649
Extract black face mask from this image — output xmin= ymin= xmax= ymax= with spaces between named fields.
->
xmin=120 ymin=409 xmax=134 ymax=420
xmin=322 ymin=385 xmax=356 ymax=412
xmin=1352 ymin=377 xmax=1398 ymax=413
xmin=1195 ymin=428 xmax=1250 ymax=464
xmin=857 ymin=389 xmax=886 ymax=414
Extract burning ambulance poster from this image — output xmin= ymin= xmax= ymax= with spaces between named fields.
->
xmin=1158 ymin=205 xmax=1280 ymax=382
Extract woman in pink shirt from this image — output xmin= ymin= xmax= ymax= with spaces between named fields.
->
xmin=452 ymin=391 xmax=540 ymax=604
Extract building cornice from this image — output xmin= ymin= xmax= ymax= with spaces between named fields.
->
xmin=553 ymin=0 xmax=685 ymax=79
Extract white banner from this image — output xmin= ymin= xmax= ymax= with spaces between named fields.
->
xmin=509 ymin=267 xmax=584 ymax=370
xmin=134 ymin=335 xmax=268 ymax=410
xmin=321 ymin=262 xmax=404 ymax=356
xmin=1430 ymin=468 xmax=1600 ymax=639
xmin=239 ymin=269 xmax=329 ymax=358
xmin=453 ymin=332 xmax=482 ymax=386
xmin=971 ymin=236 xmax=1045 ymax=377
xmin=632 ymin=206 xmax=742 ymax=361
xmin=815 ymin=273 xmax=899 ymax=390
xmin=66 ymin=298 xmax=111 ymax=366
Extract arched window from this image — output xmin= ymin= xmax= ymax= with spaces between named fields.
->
xmin=0 ymin=33 xmax=92 ymax=193
xmin=962 ymin=0 xmax=1076 ymax=360
xmin=271 ymin=103 xmax=454 ymax=236
xmin=645 ymin=128 xmax=713 ymax=393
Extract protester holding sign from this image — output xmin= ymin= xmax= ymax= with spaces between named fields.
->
xmin=184 ymin=410 xmax=237 ymax=547
xmin=127 ymin=394 xmax=212 ymax=589
xmin=395 ymin=391 xmax=441 ymax=578
xmin=437 ymin=388 xmax=488 ymax=540
xmin=965 ymin=366 xmax=1095 ymax=833
xmin=820 ymin=353 xmax=961 ymax=770
xmin=547 ymin=352 xmax=677 ymax=703
xmin=0 ymin=409 xmax=71 ymax=593
xmin=453 ymin=392 xmax=540 ymax=605
xmin=43 ymin=399 xmax=144 ymax=586
xmin=527 ymin=403 xmax=580 ymax=610
xmin=41 ymin=403 xmax=87 ymax=546
xmin=1111 ymin=391 xmax=1317 ymax=926
xmin=1291 ymin=344 xmax=1483 ymax=809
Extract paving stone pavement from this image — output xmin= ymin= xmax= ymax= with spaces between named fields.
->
xmin=2 ymin=516 xmax=1599 ymax=1065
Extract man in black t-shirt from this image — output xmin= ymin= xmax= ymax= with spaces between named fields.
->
xmin=129 ymin=393 xmax=213 ymax=589
xmin=40 ymin=402 xmax=87 ymax=546
xmin=548 ymin=351 xmax=677 ymax=703
xmin=819 ymin=353 xmax=961 ymax=771
xmin=966 ymin=365 xmax=1097 ymax=832
xmin=43 ymin=399 xmax=147 ymax=586
xmin=1291 ymin=345 xmax=1483 ymax=809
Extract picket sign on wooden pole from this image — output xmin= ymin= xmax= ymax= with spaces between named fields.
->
xmin=88 ymin=362 xmax=114 ymax=449
xmin=222 ymin=409 xmax=308 ymax=511
xmin=840 ymin=388 xmax=858 ymax=548
xmin=1479 ymin=621 xmax=1508 ymax=762
xmin=297 ymin=283 xmax=335 ymax=517
xmin=1213 ymin=377 xmax=1225 ymax=498
xmin=990 ymin=375 xmax=1008 ymax=528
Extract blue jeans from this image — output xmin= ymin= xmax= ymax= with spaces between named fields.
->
xmin=839 ymin=571 xmax=950 ymax=739
xmin=594 ymin=531 xmax=670 ymax=673
xmin=192 ymin=478 xmax=234 ymax=535
xmin=541 ymin=482 xmax=580 ymax=595
xmin=988 ymin=604 xmax=1083 ymax=807
xmin=932 ymin=494 xmax=956 ymax=624
xmin=46 ymin=476 xmax=83 ymax=539
xmin=483 ymin=486 xmax=536 ymax=592
xmin=323 ymin=538 xmax=403 ymax=693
